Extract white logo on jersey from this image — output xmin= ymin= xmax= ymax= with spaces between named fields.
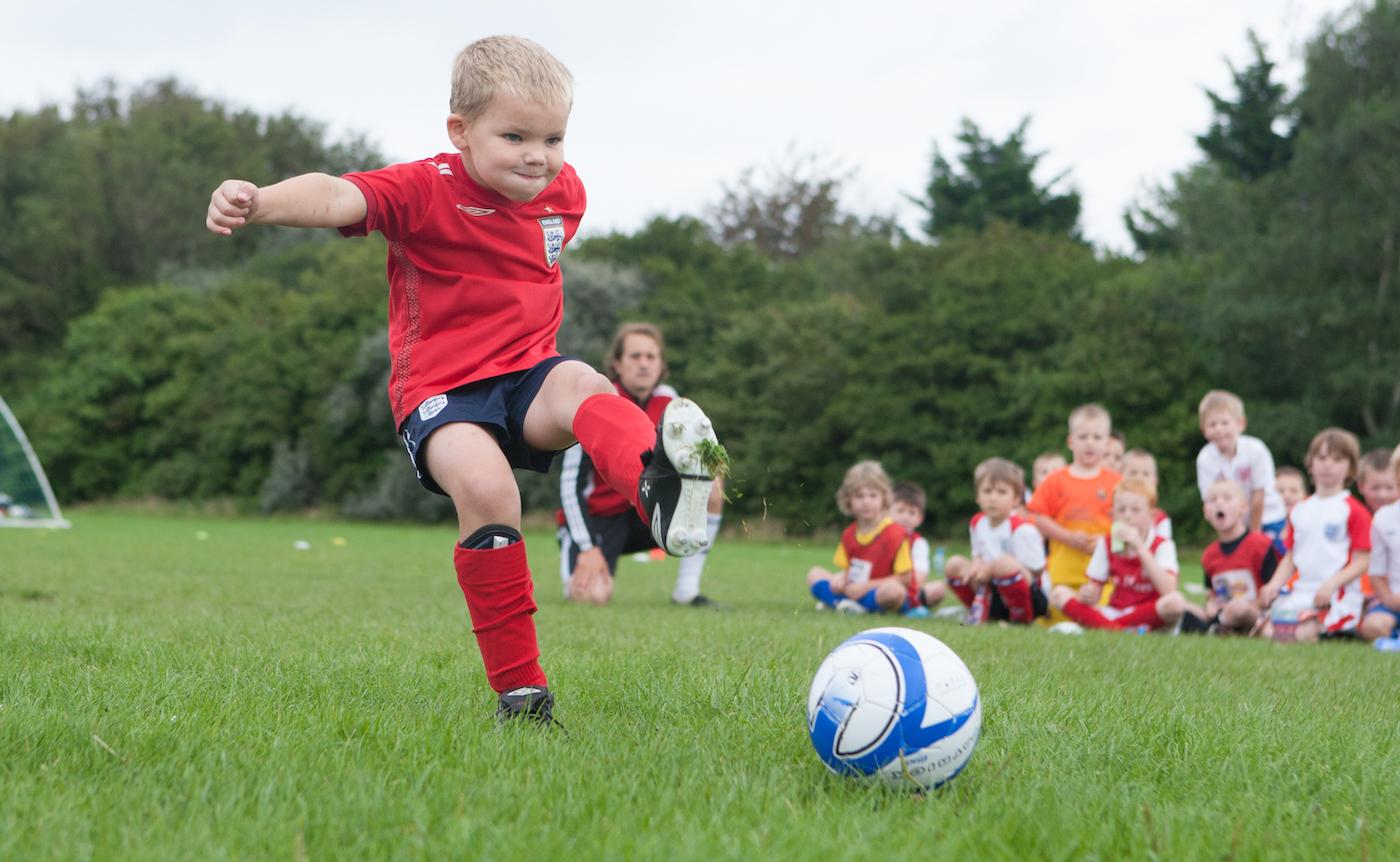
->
xmin=418 ymin=394 xmax=448 ymax=421
xmin=456 ymin=205 xmax=495 ymax=217
xmin=539 ymin=215 xmax=565 ymax=268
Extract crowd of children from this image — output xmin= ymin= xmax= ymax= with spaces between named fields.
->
xmin=805 ymin=389 xmax=1400 ymax=648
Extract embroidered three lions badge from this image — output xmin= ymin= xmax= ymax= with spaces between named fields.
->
xmin=538 ymin=216 xmax=565 ymax=268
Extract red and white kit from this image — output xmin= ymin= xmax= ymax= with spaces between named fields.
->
xmin=1275 ymin=491 xmax=1372 ymax=632
xmin=1062 ymin=534 xmax=1178 ymax=630
xmin=1202 ymin=532 xmax=1277 ymax=602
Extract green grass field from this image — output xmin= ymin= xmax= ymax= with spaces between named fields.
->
xmin=3 ymin=511 xmax=1399 ymax=861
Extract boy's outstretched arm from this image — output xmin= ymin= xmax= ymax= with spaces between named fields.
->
xmin=206 ymin=174 xmax=367 ymax=235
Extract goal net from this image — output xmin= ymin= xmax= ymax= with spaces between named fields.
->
xmin=0 ymin=395 xmax=70 ymax=528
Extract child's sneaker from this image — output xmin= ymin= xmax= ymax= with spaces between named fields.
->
xmin=835 ymin=598 xmax=867 ymax=615
xmin=639 ymin=399 xmax=726 ymax=556
xmin=901 ymin=604 xmax=930 ymax=619
xmin=496 ymin=686 xmax=555 ymax=725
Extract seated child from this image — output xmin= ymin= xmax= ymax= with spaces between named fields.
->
xmin=1259 ymin=428 xmax=1372 ymax=642
xmin=1359 ymin=445 xmax=1400 ymax=642
xmin=1198 ymin=479 xmax=1280 ymax=634
xmin=1358 ymin=449 xmax=1399 ymax=514
xmin=807 ymin=461 xmax=914 ymax=614
xmin=1106 ymin=430 xmax=1126 ymax=474
xmin=1027 ymin=451 xmax=1067 ymax=507
xmin=938 ymin=458 xmax=1047 ymax=625
xmin=1049 ymin=479 xmax=1186 ymax=631
xmin=1196 ymin=390 xmax=1287 ymax=552
xmin=1122 ymin=447 xmax=1172 ymax=540
xmin=892 ymin=481 xmax=940 ymax=615
xmin=1275 ymin=466 xmax=1308 ymax=514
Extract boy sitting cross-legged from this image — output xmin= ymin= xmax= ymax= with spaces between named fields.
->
xmin=938 ymin=458 xmax=1047 ymax=625
xmin=807 ymin=461 xmax=914 ymax=614
xmin=1197 ymin=479 xmax=1281 ymax=634
xmin=1049 ymin=479 xmax=1187 ymax=632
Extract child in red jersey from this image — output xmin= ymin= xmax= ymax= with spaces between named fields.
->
xmin=1049 ymin=479 xmax=1187 ymax=631
xmin=807 ymin=461 xmax=914 ymax=614
xmin=891 ymin=481 xmax=938 ymax=616
xmin=1197 ymin=479 xmax=1280 ymax=634
xmin=205 ymin=37 xmax=724 ymax=724
xmin=939 ymin=458 xmax=1046 ymax=625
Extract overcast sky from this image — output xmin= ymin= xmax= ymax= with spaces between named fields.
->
xmin=2 ymin=0 xmax=1358 ymax=252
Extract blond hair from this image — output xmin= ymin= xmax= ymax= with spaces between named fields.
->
xmin=836 ymin=460 xmax=892 ymax=516
xmin=604 ymin=322 xmax=666 ymax=383
xmin=1198 ymin=390 xmax=1246 ymax=427
xmin=449 ymin=36 xmax=573 ymax=120
xmin=1114 ymin=477 xmax=1158 ymax=508
xmin=973 ymin=457 xmax=1025 ymax=499
xmin=1305 ymin=427 xmax=1361 ymax=482
xmin=1068 ymin=403 xmax=1111 ymax=434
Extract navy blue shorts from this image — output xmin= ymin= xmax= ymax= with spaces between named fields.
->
xmin=398 ymin=355 xmax=573 ymax=496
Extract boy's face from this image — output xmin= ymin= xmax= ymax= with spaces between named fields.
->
xmin=1066 ymin=417 xmax=1110 ymax=469
xmin=1201 ymin=409 xmax=1244 ymax=455
xmin=1203 ymin=482 xmax=1247 ymax=536
xmin=447 ymin=93 xmax=569 ymax=203
xmin=891 ymin=500 xmax=924 ymax=531
xmin=1105 ymin=438 xmax=1125 ymax=473
xmin=1276 ymin=473 xmax=1307 ymax=509
xmin=612 ymin=333 xmax=664 ymax=399
xmin=975 ymin=479 xmax=1018 ymax=522
xmin=1033 ymin=455 xmax=1065 ymax=488
xmin=1112 ymin=489 xmax=1153 ymax=534
xmin=849 ymin=485 xmax=886 ymax=525
xmin=1359 ymin=469 xmax=1400 ymax=511
xmin=1121 ymin=453 xmax=1158 ymax=490
xmin=1307 ymin=447 xmax=1351 ymax=493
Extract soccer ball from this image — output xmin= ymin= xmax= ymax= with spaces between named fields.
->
xmin=806 ymin=627 xmax=981 ymax=790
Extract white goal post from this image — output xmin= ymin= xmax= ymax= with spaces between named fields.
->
xmin=0 ymin=395 xmax=70 ymax=528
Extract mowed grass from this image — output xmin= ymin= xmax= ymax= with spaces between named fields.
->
xmin=3 ymin=511 xmax=1399 ymax=861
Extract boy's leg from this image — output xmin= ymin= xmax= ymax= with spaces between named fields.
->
xmin=1052 ymin=585 xmax=1116 ymax=630
xmin=942 ymin=556 xmax=979 ymax=608
xmin=673 ymin=481 xmax=724 ymax=605
xmin=988 ymin=556 xmax=1035 ymax=624
xmin=426 ymin=423 xmax=550 ymax=719
xmin=808 ymin=566 xmax=841 ymax=608
xmin=523 ymin=361 xmax=720 ymax=556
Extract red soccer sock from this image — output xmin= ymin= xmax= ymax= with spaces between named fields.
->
xmin=572 ymin=393 xmax=656 ymax=520
xmin=1061 ymin=597 xmax=1110 ymax=629
xmin=947 ymin=578 xmax=978 ymax=609
xmin=453 ymin=540 xmax=547 ymax=693
xmin=993 ymin=573 xmax=1035 ymax=624
xmin=1111 ymin=601 xmax=1163 ymax=631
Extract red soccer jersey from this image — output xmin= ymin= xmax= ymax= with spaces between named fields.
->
xmin=1087 ymin=534 xmax=1178 ymax=610
xmin=1201 ymin=532 xmax=1277 ymax=602
xmin=834 ymin=519 xmax=912 ymax=587
xmin=339 ymin=153 xmax=586 ymax=426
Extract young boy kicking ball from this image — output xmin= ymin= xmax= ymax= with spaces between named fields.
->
xmin=1198 ymin=479 xmax=1280 ymax=634
xmin=1049 ymin=479 xmax=1186 ymax=632
xmin=205 ymin=36 xmax=724 ymax=724
xmin=807 ymin=461 xmax=914 ymax=614
xmin=939 ymin=458 xmax=1046 ymax=625
xmin=1260 ymin=428 xmax=1371 ymax=642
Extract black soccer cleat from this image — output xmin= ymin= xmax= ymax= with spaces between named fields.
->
xmin=674 ymin=594 xmax=721 ymax=609
xmin=639 ymin=398 xmax=723 ymax=557
xmin=496 ymin=686 xmax=555 ymax=725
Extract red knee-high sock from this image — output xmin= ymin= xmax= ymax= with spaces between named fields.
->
xmin=1061 ymin=597 xmax=1111 ymax=629
xmin=572 ymin=393 xmax=656 ymax=520
xmin=1111 ymin=601 xmax=1164 ymax=631
xmin=993 ymin=573 xmax=1035 ymax=624
xmin=454 ymin=540 xmax=547 ymax=693
xmin=947 ymin=577 xmax=978 ymax=609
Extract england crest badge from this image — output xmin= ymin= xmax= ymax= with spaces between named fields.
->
xmin=539 ymin=215 xmax=565 ymax=268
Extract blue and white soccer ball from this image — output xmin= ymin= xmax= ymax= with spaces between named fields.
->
xmin=806 ymin=627 xmax=981 ymax=790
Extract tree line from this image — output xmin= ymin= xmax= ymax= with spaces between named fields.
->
xmin=3 ymin=3 xmax=1398 ymax=539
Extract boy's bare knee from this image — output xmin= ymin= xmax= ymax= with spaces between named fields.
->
xmin=1158 ymin=592 xmax=1185 ymax=621
xmin=923 ymin=581 xmax=948 ymax=604
xmin=1049 ymin=585 xmax=1075 ymax=608
xmin=807 ymin=566 xmax=830 ymax=585
xmin=944 ymin=556 xmax=971 ymax=579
